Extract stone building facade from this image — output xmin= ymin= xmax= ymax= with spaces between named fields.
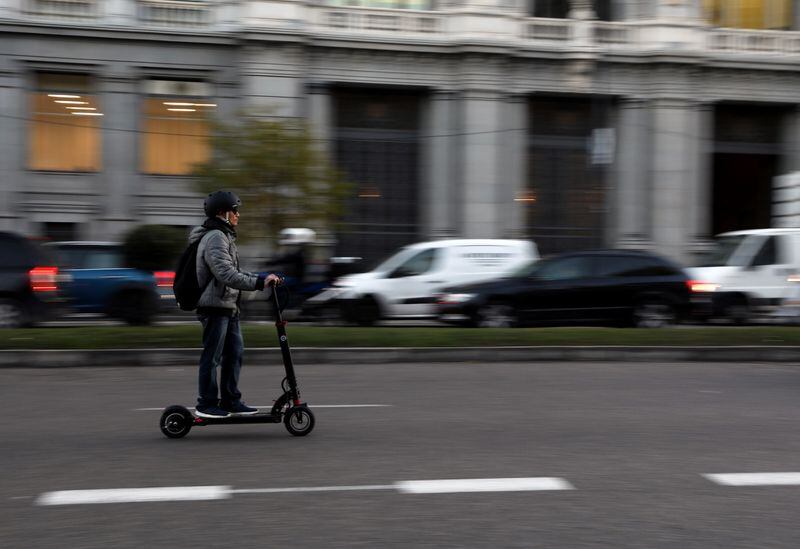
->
xmin=2 ymin=0 xmax=800 ymax=263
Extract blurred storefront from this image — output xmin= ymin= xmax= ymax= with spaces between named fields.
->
xmin=2 ymin=0 xmax=800 ymax=263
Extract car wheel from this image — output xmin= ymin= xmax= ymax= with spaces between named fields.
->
xmin=111 ymin=291 xmax=157 ymax=326
xmin=315 ymin=305 xmax=343 ymax=326
xmin=0 ymin=299 xmax=27 ymax=328
xmin=722 ymin=295 xmax=750 ymax=325
xmin=353 ymin=297 xmax=380 ymax=327
xmin=475 ymin=302 xmax=518 ymax=328
xmin=632 ymin=298 xmax=676 ymax=328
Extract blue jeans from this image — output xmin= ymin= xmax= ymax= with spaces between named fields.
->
xmin=197 ymin=314 xmax=245 ymax=409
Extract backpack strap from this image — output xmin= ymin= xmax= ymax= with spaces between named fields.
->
xmin=197 ymin=229 xmax=223 ymax=291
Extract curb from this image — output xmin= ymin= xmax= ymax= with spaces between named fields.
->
xmin=1 ymin=346 xmax=799 ymax=368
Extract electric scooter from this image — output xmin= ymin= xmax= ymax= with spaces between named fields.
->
xmin=159 ymin=282 xmax=315 ymax=439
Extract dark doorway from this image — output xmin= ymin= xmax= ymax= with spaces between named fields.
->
xmin=332 ymin=88 xmax=422 ymax=265
xmin=712 ymin=153 xmax=775 ymax=234
xmin=711 ymin=104 xmax=787 ymax=235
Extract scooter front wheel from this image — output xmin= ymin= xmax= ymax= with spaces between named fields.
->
xmin=284 ymin=406 xmax=315 ymax=436
xmin=160 ymin=405 xmax=193 ymax=439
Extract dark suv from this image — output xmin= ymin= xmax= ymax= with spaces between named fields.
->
xmin=0 ymin=231 xmax=63 ymax=327
xmin=436 ymin=250 xmax=694 ymax=328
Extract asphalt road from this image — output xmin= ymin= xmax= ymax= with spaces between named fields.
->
xmin=3 ymin=360 xmax=800 ymax=548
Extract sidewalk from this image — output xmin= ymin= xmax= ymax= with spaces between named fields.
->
xmin=2 ymin=346 xmax=800 ymax=368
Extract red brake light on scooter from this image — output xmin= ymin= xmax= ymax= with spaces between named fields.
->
xmin=154 ymin=271 xmax=175 ymax=288
xmin=29 ymin=266 xmax=59 ymax=292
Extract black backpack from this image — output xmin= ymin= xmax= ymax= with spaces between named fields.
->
xmin=173 ymin=236 xmax=211 ymax=311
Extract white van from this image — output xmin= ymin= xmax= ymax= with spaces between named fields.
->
xmin=304 ymin=239 xmax=537 ymax=325
xmin=688 ymin=228 xmax=800 ymax=322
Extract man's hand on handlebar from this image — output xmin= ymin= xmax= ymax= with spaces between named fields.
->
xmin=265 ymin=274 xmax=283 ymax=287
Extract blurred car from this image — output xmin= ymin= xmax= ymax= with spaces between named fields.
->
xmin=302 ymin=239 xmax=537 ymax=326
xmin=689 ymin=228 xmax=800 ymax=323
xmin=0 ymin=231 xmax=63 ymax=327
xmin=45 ymin=241 xmax=174 ymax=325
xmin=437 ymin=249 xmax=696 ymax=328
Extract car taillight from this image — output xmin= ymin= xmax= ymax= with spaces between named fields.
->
xmin=29 ymin=266 xmax=59 ymax=292
xmin=687 ymin=280 xmax=720 ymax=293
xmin=155 ymin=271 xmax=175 ymax=288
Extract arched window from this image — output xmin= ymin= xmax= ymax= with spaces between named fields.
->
xmin=532 ymin=0 xmax=613 ymax=21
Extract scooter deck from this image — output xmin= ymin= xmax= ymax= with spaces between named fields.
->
xmin=193 ymin=412 xmax=282 ymax=426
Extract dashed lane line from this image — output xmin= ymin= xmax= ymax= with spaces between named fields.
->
xmin=396 ymin=478 xmax=574 ymax=494
xmin=703 ymin=473 xmax=800 ymax=486
xmin=36 ymin=486 xmax=230 ymax=506
xmin=34 ymin=474 xmax=800 ymax=506
xmin=34 ymin=477 xmax=573 ymax=506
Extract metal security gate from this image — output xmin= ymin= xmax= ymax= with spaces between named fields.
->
xmin=332 ymin=89 xmax=422 ymax=265
xmin=525 ymin=96 xmax=608 ymax=256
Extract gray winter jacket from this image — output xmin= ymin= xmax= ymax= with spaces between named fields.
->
xmin=189 ymin=225 xmax=260 ymax=313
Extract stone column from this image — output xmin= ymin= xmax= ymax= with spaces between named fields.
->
xmin=568 ymin=0 xmax=596 ymax=19
xmin=569 ymin=0 xmax=597 ymax=48
xmin=649 ymin=98 xmax=703 ymax=263
xmin=501 ymin=93 xmax=528 ymax=239
xmin=687 ymin=101 xmax=714 ymax=260
xmin=422 ymin=90 xmax=458 ymax=239
xmin=96 ymin=71 xmax=137 ymax=241
xmin=0 ymin=69 xmax=23 ymax=232
xmin=780 ymin=105 xmax=800 ymax=174
xmin=774 ymin=106 xmax=800 ymax=228
xmin=614 ymin=97 xmax=651 ymax=249
xmin=305 ymin=82 xmax=333 ymax=164
xmin=459 ymin=90 xmax=506 ymax=238
xmin=105 ymin=0 xmax=136 ymax=25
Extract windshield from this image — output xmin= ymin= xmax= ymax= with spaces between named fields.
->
xmin=370 ymin=246 xmax=418 ymax=274
xmin=699 ymin=235 xmax=747 ymax=267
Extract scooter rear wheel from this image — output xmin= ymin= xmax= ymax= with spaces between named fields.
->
xmin=160 ymin=405 xmax=193 ymax=439
xmin=284 ymin=406 xmax=315 ymax=436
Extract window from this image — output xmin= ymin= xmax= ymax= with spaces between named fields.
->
xmin=55 ymin=247 xmax=124 ymax=269
xmin=704 ymin=0 xmax=792 ymax=30
xmin=535 ymin=256 xmax=592 ymax=281
xmin=390 ymin=248 xmax=438 ymax=277
xmin=596 ymin=255 xmax=678 ymax=278
xmin=141 ymin=80 xmax=214 ymax=175
xmin=43 ymin=222 xmax=78 ymax=242
xmin=751 ymin=236 xmax=777 ymax=266
xmin=29 ymin=73 xmax=102 ymax=172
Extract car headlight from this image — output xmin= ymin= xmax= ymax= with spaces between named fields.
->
xmin=438 ymin=293 xmax=476 ymax=304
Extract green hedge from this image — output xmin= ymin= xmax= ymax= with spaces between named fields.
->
xmin=1 ymin=326 xmax=799 ymax=350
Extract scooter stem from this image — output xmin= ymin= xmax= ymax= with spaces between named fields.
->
xmin=272 ymin=283 xmax=301 ymax=405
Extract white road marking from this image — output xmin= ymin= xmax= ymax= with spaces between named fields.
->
xmin=704 ymin=473 xmax=800 ymax=486
xmin=34 ymin=477 xmax=573 ymax=506
xmin=36 ymin=486 xmax=230 ymax=506
xmin=232 ymin=485 xmax=394 ymax=494
xmin=395 ymin=477 xmax=574 ymax=494
xmin=135 ymin=404 xmax=392 ymax=411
